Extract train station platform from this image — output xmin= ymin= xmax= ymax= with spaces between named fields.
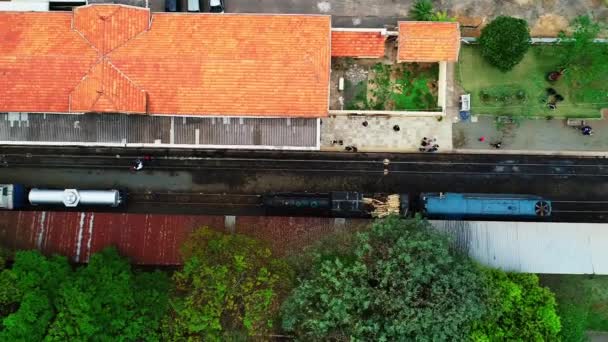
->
xmin=0 ymin=113 xmax=319 ymax=150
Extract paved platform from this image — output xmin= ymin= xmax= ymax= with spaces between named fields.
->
xmin=320 ymin=115 xmax=452 ymax=152
xmin=0 ymin=113 xmax=318 ymax=150
xmin=453 ymin=115 xmax=608 ymax=152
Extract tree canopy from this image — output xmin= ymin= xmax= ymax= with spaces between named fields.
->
xmin=281 ymin=217 xmax=489 ymax=341
xmin=472 ymin=270 xmax=561 ymax=341
xmin=557 ymin=16 xmax=608 ymax=103
xmin=479 ymin=16 xmax=531 ymax=71
xmin=0 ymin=247 xmax=169 ymax=341
xmin=162 ymin=227 xmax=293 ymax=341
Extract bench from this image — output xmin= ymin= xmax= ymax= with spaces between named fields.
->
xmin=566 ymin=119 xmax=586 ymax=127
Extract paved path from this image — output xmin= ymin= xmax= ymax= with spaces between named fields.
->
xmin=321 ymin=115 xmax=451 ymax=152
xmin=453 ymin=115 xmax=608 ymax=152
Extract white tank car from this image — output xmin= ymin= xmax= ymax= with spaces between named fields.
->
xmin=28 ymin=189 xmax=123 ymax=207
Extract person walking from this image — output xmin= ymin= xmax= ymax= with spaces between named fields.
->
xmin=490 ymin=141 xmax=502 ymax=149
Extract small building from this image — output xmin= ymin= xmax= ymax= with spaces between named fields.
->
xmin=0 ymin=4 xmax=462 ymax=150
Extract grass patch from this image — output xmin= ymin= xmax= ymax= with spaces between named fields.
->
xmin=346 ymin=63 xmax=439 ymax=111
xmin=458 ymin=45 xmax=606 ymax=118
xmin=540 ymin=274 xmax=608 ymax=340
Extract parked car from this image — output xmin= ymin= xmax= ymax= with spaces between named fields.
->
xmin=187 ymin=0 xmax=200 ymax=12
xmin=209 ymin=0 xmax=224 ymax=13
xmin=165 ymin=0 xmax=179 ymax=12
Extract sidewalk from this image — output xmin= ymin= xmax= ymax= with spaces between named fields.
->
xmin=453 ymin=115 xmax=608 ymax=152
xmin=321 ymin=115 xmax=452 ymax=152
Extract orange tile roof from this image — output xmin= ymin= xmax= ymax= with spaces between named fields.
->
xmin=398 ymin=22 xmax=460 ymax=62
xmin=0 ymin=12 xmax=98 ymax=113
xmin=331 ymin=30 xmax=386 ymax=58
xmin=0 ymin=5 xmax=331 ymax=117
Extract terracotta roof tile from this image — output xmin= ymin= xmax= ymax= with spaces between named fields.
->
xmin=0 ymin=5 xmax=331 ymax=117
xmin=73 ymin=5 xmax=150 ymax=55
xmin=70 ymin=59 xmax=147 ymax=113
xmin=398 ymin=22 xmax=460 ymax=62
xmin=331 ymin=31 xmax=386 ymax=58
xmin=0 ymin=12 xmax=98 ymax=112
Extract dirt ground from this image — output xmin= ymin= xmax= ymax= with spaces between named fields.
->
xmin=449 ymin=0 xmax=608 ymax=37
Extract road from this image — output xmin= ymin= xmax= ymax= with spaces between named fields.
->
xmin=1 ymin=146 xmax=608 ymax=221
xmin=225 ymin=0 xmax=409 ymax=27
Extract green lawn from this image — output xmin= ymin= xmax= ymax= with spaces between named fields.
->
xmin=458 ymin=46 xmax=605 ymax=118
xmin=540 ymin=275 xmax=608 ymax=341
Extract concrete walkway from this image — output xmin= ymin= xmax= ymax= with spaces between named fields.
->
xmin=321 ymin=115 xmax=452 ymax=152
xmin=453 ymin=115 xmax=608 ymax=152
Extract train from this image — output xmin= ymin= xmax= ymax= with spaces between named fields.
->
xmin=0 ymin=184 xmax=552 ymax=220
xmin=263 ymin=191 xmax=552 ymax=219
xmin=0 ymin=184 xmax=123 ymax=209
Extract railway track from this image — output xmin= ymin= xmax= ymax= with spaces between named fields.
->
xmin=551 ymin=200 xmax=608 ymax=214
xmin=4 ymin=154 xmax=608 ymax=177
xmin=128 ymin=192 xmax=262 ymax=207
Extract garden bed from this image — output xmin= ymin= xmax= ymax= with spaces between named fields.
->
xmin=330 ymin=58 xmax=440 ymax=111
xmin=457 ymin=45 xmax=607 ymax=118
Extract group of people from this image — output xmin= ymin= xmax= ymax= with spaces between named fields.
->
xmin=419 ymin=137 xmax=439 ymax=153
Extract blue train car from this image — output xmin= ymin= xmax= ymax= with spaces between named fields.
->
xmin=421 ymin=193 xmax=551 ymax=219
xmin=0 ymin=184 xmax=27 ymax=210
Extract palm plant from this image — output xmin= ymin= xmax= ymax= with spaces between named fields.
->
xmin=411 ymin=0 xmax=434 ymax=21
xmin=431 ymin=10 xmax=456 ymax=22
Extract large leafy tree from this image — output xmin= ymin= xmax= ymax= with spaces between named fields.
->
xmin=163 ymin=227 xmax=293 ymax=341
xmin=558 ymin=16 xmax=608 ymax=103
xmin=479 ymin=16 xmax=531 ymax=71
xmin=0 ymin=247 xmax=169 ymax=341
xmin=472 ymin=270 xmax=561 ymax=341
xmin=281 ymin=217 xmax=489 ymax=341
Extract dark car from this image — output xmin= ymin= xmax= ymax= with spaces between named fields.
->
xmin=165 ymin=0 xmax=179 ymax=12
xmin=209 ymin=0 xmax=224 ymax=13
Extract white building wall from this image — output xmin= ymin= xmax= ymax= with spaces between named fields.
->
xmin=431 ymin=220 xmax=608 ymax=274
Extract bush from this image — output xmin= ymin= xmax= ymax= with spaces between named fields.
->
xmin=411 ymin=0 xmax=434 ymax=21
xmin=472 ymin=271 xmax=561 ymax=341
xmin=479 ymin=16 xmax=531 ymax=71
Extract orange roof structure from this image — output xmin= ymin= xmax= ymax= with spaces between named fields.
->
xmin=0 ymin=5 xmax=331 ymax=117
xmin=398 ymin=22 xmax=460 ymax=62
xmin=331 ymin=30 xmax=386 ymax=58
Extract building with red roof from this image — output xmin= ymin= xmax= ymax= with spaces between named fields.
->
xmin=0 ymin=4 xmax=462 ymax=150
xmin=0 ymin=5 xmax=331 ymax=117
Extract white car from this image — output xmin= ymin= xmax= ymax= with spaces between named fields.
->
xmin=209 ymin=0 xmax=224 ymax=13
xmin=187 ymin=0 xmax=200 ymax=12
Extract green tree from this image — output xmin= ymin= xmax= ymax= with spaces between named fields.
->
xmin=479 ymin=16 xmax=531 ymax=71
xmin=0 ymin=251 xmax=70 ymax=341
xmin=0 ymin=248 xmax=169 ymax=341
xmin=472 ymin=270 xmax=561 ymax=341
xmin=46 ymin=247 xmax=169 ymax=341
xmin=558 ymin=16 xmax=608 ymax=103
xmin=0 ymin=247 xmax=19 ymax=318
xmin=281 ymin=217 xmax=489 ymax=341
xmin=411 ymin=0 xmax=434 ymax=21
xmin=163 ymin=227 xmax=293 ymax=341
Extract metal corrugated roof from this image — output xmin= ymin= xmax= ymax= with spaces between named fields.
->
xmin=0 ymin=211 xmax=368 ymax=264
xmin=0 ymin=113 xmax=318 ymax=149
xmin=431 ymin=220 xmax=608 ymax=274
